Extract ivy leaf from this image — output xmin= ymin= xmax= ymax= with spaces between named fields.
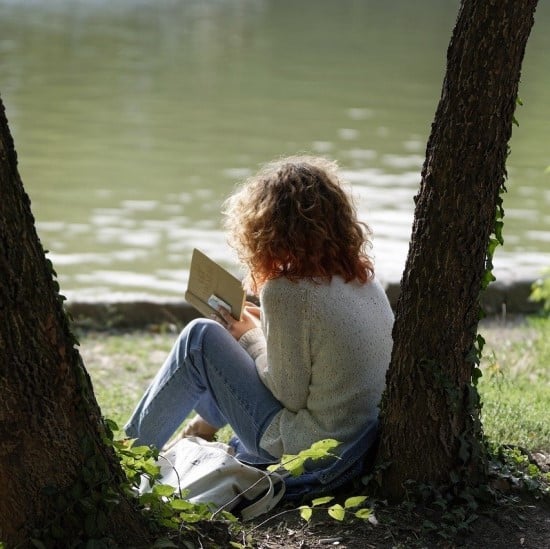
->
xmin=220 ymin=510 xmax=239 ymax=522
xmin=153 ymin=484 xmax=175 ymax=497
xmin=139 ymin=492 xmax=159 ymax=505
xmin=169 ymin=499 xmax=194 ymax=511
xmin=179 ymin=511 xmax=207 ymax=523
xmin=310 ymin=439 xmax=340 ymax=453
xmin=355 ymin=508 xmax=372 ymax=520
xmin=299 ymin=505 xmax=313 ymax=522
xmin=494 ymin=220 xmax=504 ymax=245
xmin=104 ymin=418 xmax=119 ymax=432
xmin=142 ymin=460 xmax=161 ymax=477
xmin=344 ymin=495 xmax=367 ymax=509
xmin=276 ymin=439 xmax=342 ymax=476
xmin=277 ymin=454 xmax=306 ymax=477
xmin=311 ymin=496 xmax=334 ymax=507
xmin=328 ymin=504 xmax=345 ymax=521
xmin=471 ymin=366 xmax=483 ymax=385
xmin=132 ymin=445 xmax=154 ymax=456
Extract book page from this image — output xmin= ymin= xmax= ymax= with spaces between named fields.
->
xmin=185 ymin=249 xmax=246 ymax=320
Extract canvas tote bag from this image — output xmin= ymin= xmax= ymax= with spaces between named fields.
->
xmin=140 ymin=436 xmax=285 ymax=521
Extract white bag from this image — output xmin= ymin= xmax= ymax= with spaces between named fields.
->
xmin=141 ymin=436 xmax=285 ymax=521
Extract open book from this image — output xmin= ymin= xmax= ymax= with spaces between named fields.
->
xmin=185 ymin=248 xmax=246 ymax=321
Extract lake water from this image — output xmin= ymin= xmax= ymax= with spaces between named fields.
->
xmin=2 ymin=0 xmax=549 ymax=301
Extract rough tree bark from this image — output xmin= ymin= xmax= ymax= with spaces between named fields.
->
xmin=377 ymin=0 xmax=538 ymax=499
xmin=0 ymin=97 xmax=150 ymax=546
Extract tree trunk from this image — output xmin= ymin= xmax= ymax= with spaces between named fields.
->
xmin=0 ymin=97 xmax=150 ymax=546
xmin=377 ymin=0 xmax=538 ymax=499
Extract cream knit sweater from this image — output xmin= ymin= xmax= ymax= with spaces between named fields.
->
xmin=238 ymin=275 xmax=394 ymax=458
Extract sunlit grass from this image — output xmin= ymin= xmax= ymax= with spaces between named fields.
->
xmin=78 ymin=326 xmax=177 ymax=429
xmin=479 ymin=316 xmax=550 ymax=452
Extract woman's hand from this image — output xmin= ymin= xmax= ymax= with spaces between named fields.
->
xmin=213 ymin=301 xmax=261 ymax=340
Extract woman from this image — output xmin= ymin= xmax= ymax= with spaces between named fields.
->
xmin=124 ymin=156 xmax=394 ymax=466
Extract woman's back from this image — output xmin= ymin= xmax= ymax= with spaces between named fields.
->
xmin=257 ymin=276 xmax=394 ymax=456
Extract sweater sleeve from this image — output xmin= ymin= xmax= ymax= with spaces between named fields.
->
xmin=238 ymin=327 xmax=266 ymax=360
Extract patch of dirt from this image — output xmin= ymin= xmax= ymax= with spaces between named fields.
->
xmin=237 ymin=495 xmax=550 ymax=548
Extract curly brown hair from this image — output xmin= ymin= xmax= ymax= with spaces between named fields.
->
xmin=223 ymin=156 xmax=374 ymax=293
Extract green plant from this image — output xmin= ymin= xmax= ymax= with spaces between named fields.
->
xmin=488 ymin=444 xmax=550 ymax=497
xmin=267 ymin=438 xmax=340 ymax=477
xmin=297 ymin=495 xmax=375 ymax=523
xmin=113 ymin=431 xmax=237 ymax=533
xmin=531 ymin=269 xmax=550 ymax=315
xmin=266 ymin=440 xmax=377 ymax=525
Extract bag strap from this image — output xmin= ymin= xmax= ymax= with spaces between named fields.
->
xmin=239 ymin=470 xmax=286 ymax=521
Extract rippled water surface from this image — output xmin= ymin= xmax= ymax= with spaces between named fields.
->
xmin=2 ymin=0 xmax=549 ymax=300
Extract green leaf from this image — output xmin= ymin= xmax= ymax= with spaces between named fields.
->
xmin=139 ymin=492 xmax=159 ymax=505
xmin=311 ymin=496 xmax=334 ymax=507
xmin=220 ymin=510 xmax=239 ymax=522
xmin=471 ymin=366 xmax=483 ymax=385
xmin=299 ymin=505 xmax=313 ymax=521
xmin=494 ymin=220 xmax=504 ymax=245
xmin=153 ymin=484 xmax=175 ymax=497
xmin=131 ymin=445 xmax=153 ymax=456
xmin=169 ymin=499 xmax=195 ymax=511
xmin=229 ymin=542 xmax=245 ymax=549
xmin=487 ymin=237 xmax=499 ymax=257
xmin=355 ymin=508 xmax=372 ymax=520
xmin=159 ymin=517 xmax=179 ymax=530
xmin=328 ymin=504 xmax=345 ymax=521
xmin=179 ymin=511 xmax=206 ymax=523
xmin=344 ymin=495 xmax=367 ymax=508
xmin=278 ymin=454 xmax=306 ymax=477
xmin=266 ymin=463 xmax=279 ymax=473
xmin=278 ymin=439 xmax=342 ymax=476
xmin=104 ymin=418 xmax=119 ymax=432
xmin=142 ymin=460 xmax=161 ymax=477
xmin=310 ymin=439 xmax=340 ymax=452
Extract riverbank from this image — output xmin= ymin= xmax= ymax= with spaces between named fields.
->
xmin=67 ymin=278 xmax=541 ymax=330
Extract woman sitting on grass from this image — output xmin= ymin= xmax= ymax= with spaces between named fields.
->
xmin=124 ymin=156 xmax=394 ymax=470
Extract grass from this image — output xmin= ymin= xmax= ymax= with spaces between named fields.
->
xmin=77 ymin=315 xmax=550 ymax=454
xmin=479 ymin=315 xmax=550 ymax=452
xmin=77 ymin=326 xmax=176 ymax=430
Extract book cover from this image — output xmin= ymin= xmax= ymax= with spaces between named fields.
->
xmin=185 ymin=248 xmax=246 ymax=321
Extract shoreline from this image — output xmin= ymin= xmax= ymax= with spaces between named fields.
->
xmin=67 ymin=278 xmax=542 ymax=330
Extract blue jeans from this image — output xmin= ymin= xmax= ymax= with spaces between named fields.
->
xmin=124 ymin=318 xmax=282 ymax=461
